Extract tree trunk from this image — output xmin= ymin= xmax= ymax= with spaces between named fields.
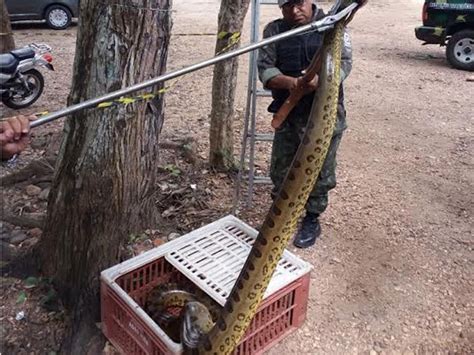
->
xmin=0 ymin=0 xmax=15 ymax=53
xmin=39 ymin=0 xmax=172 ymax=352
xmin=209 ymin=0 xmax=250 ymax=171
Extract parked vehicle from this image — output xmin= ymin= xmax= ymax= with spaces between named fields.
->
xmin=5 ymin=0 xmax=80 ymax=30
xmin=0 ymin=44 xmax=54 ymax=109
xmin=415 ymin=0 xmax=474 ymax=71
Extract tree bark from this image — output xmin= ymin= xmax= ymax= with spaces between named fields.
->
xmin=209 ymin=0 xmax=250 ymax=171
xmin=39 ymin=0 xmax=172 ymax=352
xmin=0 ymin=0 xmax=15 ymax=53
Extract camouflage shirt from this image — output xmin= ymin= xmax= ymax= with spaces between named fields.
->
xmin=258 ymin=6 xmax=353 ymax=88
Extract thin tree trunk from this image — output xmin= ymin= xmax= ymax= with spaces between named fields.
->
xmin=39 ymin=0 xmax=172 ymax=352
xmin=0 ymin=0 xmax=15 ymax=53
xmin=209 ymin=0 xmax=250 ymax=171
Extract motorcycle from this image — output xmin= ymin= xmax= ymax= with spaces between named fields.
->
xmin=0 ymin=43 xmax=54 ymax=109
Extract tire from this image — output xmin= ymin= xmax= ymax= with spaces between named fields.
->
xmin=446 ymin=29 xmax=474 ymax=71
xmin=45 ymin=5 xmax=72 ymax=30
xmin=2 ymin=69 xmax=45 ymax=109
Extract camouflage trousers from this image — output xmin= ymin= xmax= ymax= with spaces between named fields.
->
xmin=270 ymin=103 xmax=347 ymax=215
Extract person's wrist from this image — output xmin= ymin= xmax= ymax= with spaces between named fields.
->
xmin=288 ymin=76 xmax=299 ymax=90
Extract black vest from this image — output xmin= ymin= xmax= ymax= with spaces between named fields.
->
xmin=268 ymin=10 xmax=344 ymax=115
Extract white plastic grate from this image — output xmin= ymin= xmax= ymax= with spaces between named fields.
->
xmin=165 ymin=216 xmax=311 ymax=306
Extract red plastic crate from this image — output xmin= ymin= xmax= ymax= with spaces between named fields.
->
xmin=101 ymin=216 xmax=311 ymax=354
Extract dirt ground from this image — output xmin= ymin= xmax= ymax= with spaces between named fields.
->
xmin=1 ymin=0 xmax=473 ymax=354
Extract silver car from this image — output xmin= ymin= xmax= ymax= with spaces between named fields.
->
xmin=6 ymin=0 xmax=80 ymax=30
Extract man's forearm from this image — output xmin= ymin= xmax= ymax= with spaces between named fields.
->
xmin=266 ymin=74 xmax=297 ymax=91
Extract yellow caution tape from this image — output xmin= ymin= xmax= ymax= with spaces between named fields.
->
xmin=29 ymin=31 xmax=243 ymax=114
xmin=117 ymin=97 xmax=137 ymax=105
xmin=218 ymin=31 xmax=231 ymax=40
xmin=138 ymin=93 xmax=156 ymax=100
xmin=97 ymin=102 xmax=114 ymax=108
xmin=35 ymin=111 xmax=50 ymax=117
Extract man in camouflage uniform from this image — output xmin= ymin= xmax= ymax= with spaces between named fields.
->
xmin=258 ymin=0 xmax=353 ymax=248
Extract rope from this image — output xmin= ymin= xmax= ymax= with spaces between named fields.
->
xmin=34 ymin=31 xmax=242 ymax=116
xmin=98 ymin=2 xmax=175 ymax=12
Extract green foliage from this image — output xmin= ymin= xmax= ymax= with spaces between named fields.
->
xmin=19 ymin=276 xmax=60 ymax=311
xmin=16 ymin=291 xmax=27 ymax=304
xmin=24 ymin=276 xmax=40 ymax=289
xmin=128 ymin=233 xmax=147 ymax=243
xmin=40 ymin=288 xmax=58 ymax=310
xmin=163 ymin=164 xmax=182 ymax=177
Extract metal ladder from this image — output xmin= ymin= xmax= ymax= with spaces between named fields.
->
xmin=234 ymin=0 xmax=278 ymax=209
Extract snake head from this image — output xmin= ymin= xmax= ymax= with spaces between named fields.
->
xmin=181 ymin=301 xmax=215 ymax=352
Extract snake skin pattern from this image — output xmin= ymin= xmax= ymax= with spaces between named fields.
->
xmin=195 ymin=17 xmax=347 ymax=355
xmin=145 ymin=283 xmax=219 ymax=344
xmin=147 ymin=3 xmax=353 ymax=352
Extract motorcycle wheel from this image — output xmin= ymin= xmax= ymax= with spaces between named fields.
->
xmin=2 ymin=69 xmax=45 ymax=109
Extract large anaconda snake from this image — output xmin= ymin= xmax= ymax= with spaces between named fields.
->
xmin=146 ymin=2 xmax=360 ymax=353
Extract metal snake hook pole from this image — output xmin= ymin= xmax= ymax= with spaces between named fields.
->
xmin=30 ymin=3 xmax=357 ymax=129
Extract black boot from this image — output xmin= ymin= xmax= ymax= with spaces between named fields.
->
xmin=293 ymin=212 xmax=321 ymax=248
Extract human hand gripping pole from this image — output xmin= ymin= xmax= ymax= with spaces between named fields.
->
xmin=28 ymin=3 xmax=359 ymax=130
xmin=0 ymin=115 xmax=36 ymax=161
xmin=270 ymin=50 xmax=323 ymax=129
xmin=270 ymin=0 xmax=367 ymax=130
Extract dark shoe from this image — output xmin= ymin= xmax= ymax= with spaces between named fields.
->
xmin=293 ymin=213 xmax=321 ymax=248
